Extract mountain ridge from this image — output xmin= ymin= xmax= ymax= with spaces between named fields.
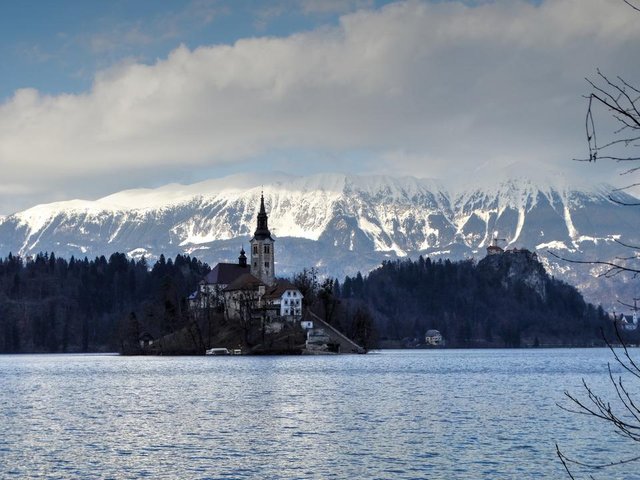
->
xmin=1 ymin=170 xmax=638 ymax=309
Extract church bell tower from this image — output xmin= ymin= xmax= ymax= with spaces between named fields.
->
xmin=250 ymin=193 xmax=275 ymax=285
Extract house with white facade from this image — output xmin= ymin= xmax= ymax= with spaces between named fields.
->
xmin=263 ymin=280 xmax=303 ymax=318
xmin=425 ymin=329 xmax=444 ymax=346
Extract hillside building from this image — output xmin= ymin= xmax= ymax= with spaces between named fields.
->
xmin=613 ymin=302 xmax=639 ymax=331
xmin=485 ymin=235 xmax=538 ymax=262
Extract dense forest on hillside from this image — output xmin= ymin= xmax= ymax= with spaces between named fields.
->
xmin=320 ymin=254 xmax=615 ymax=347
xmin=0 ymin=252 xmax=209 ymax=353
xmin=0 ymin=250 xmax=623 ymax=353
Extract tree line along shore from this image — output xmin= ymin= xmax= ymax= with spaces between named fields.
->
xmin=0 ymin=250 xmax=623 ymax=354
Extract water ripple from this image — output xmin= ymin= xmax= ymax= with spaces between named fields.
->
xmin=1 ymin=349 xmax=639 ymax=478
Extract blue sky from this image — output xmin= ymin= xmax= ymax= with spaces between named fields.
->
xmin=0 ymin=0 xmax=638 ymax=215
xmin=0 ymin=0 xmax=392 ymax=100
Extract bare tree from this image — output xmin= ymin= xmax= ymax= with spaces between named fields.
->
xmin=552 ymin=66 xmax=640 ymax=277
xmin=549 ymin=70 xmax=640 ymax=276
xmin=561 ymin=2 xmax=640 ymax=277
xmin=293 ymin=267 xmax=319 ymax=307
xmin=581 ymin=70 xmax=640 ymax=169
xmin=551 ymin=1 xmax=640 ymax=475
xmin=227 ymin=288 xmax=259 ymax=346
xmin=556 ymin=5 xmax=640 ymax=474
xmin=556 ymin=326 xmax=640 ymax=478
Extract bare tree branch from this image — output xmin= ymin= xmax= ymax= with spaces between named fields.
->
xmin=559 ymin=4 xmax=640 ymax=475
xmin=558 ymin=322 xmax=640 ymax=477
xmin=547 ymin=250 xmax=640 ymax=278
xmin=624 ymin=0 xmax=640 ymax=13
xmin=617 ymin=298 xmax=640 ymax=309
xmin=583 ymin=70 xmax=640 ymax=166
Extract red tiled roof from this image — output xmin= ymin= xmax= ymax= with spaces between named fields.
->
xmin=263 ymin=279 xmax=302 ymax=300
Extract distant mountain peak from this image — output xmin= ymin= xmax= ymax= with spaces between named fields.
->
xmin=1 ymin=170 xmax=639 ymax=309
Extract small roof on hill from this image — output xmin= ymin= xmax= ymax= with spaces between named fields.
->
xmin=263 ymin=279 xmax=302 ymax=300
xmin=204 ymin=263 xmax=249 ymax=285
xmin=224 ymin=273 xmax=265 ymax=292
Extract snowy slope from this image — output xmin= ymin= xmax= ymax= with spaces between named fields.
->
xmin=0 ymin=170 xmax=638 ymax=308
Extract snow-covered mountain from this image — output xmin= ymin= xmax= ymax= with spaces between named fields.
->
xmin=1 ymin=171 xmax=638 ymax=309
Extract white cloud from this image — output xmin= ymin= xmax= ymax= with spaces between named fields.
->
xmin=1 ymin=0 xmax=639 ymax=214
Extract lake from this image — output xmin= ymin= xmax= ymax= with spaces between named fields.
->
xmin=1 ymin=349 xmax=639 ymax=479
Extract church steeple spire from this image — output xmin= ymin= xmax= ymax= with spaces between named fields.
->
xmin=254 ymin=192 xmax=272 ymax=240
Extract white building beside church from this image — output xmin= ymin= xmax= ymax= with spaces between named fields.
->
xmin=263 ymin=281 xmax=303 ymax=317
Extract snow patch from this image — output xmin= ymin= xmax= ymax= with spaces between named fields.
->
xmin=576 ymin=235 xmax=600 ymax=245
xmin=536 ymin=241 xmax=570 ymax=250
xmin=357 ymin=216 xmax=382 ymax=239
xmin=183 ymin=246 xmax=211 ymax=255
xmin=66 ymin=243 xmax=88 ymax=254
xmin=127 ymin=248 xmax=149 ymax=260
xmin=510 ymin=208 xmax=526 ymax=245
xmin=429 ymin=250 xmax=451 ymax=256
xmin=563 ymin=204 xmax=578 ymax=242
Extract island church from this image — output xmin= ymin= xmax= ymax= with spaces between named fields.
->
xmin=191 ymin=193 xmax=303 ymax=320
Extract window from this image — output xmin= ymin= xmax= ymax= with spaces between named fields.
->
xmin=253 ymin=261 xmax=257 ymax=267
xmin=287 ymin=291 xmax=291 ymax=296
xmin=253 ymin=245 xmax=258 ymax=255
xmin=264 ymin=262 xmax=269 ymax=268
xmin=264 ymin=245 xmax=270 ymax=254
xmin=284 ymin=299 xmax=288 ymax=305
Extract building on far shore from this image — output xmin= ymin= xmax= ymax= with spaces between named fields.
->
xmin=612 ymin=302 xmax=639 ymax=332
xmin=425 ymin=329 xmax=444 ymax=346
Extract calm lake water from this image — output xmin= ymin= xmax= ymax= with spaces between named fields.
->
xmin=1 ymin=349 xmax=639 ymax=479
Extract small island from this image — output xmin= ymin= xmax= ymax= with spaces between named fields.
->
xmin=123 ymin=193 xmax=366 ymax=355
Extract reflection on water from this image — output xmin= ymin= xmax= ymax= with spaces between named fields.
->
xmin=1 ymin=350 xmax=638 ymax=479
